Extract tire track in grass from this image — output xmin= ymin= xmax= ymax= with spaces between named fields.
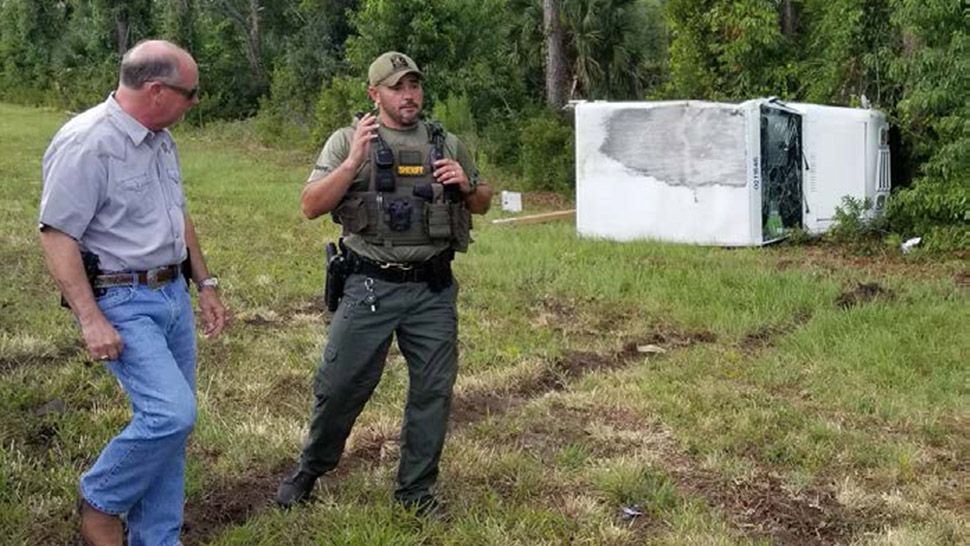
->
xmin=0 ymin=339 xmax=83 ymax=373
xmin=178 ymin=322 xmax=714 ymax=544
xmin=180 ymin=301 xmax=861 ymax=545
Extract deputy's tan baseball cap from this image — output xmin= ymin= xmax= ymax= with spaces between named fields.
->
xmin=368 ymin=51 xmax=423 ymax=87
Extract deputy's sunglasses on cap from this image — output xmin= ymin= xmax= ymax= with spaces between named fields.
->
xmin=154 ymin=80 xmax=199 ymax=100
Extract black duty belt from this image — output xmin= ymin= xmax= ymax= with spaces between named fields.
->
xmin=95 ymin=264 xmax=181 ymax=289
xmin=352 ymin=257 xmax=436 ymax=284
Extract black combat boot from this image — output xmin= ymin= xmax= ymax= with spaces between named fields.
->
xmin=275 ymin=470 xmax=318 ymax=508
xmin=400 ymin=494 xmax=446 ymax=519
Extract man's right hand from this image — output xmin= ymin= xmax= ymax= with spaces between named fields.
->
xmin=39 ymin=228 xmax=124 ymax=362
xmin=79 ymin=313 xmax=123 ymax=361
xmin=301 ymin=113 xmax=380 ymax=219
xmin=346 ymin=112 xmax=379 ymax=169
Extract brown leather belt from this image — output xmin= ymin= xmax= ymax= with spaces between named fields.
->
xmin=94 ymin=264 xmax=181 ymax=289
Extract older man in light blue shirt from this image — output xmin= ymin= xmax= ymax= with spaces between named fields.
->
xmin=40 ymin=95 xmax=190 ymax=272
xmin=38 ymin=39 xmax=226 ymax=546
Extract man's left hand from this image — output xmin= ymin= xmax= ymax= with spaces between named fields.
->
xmin=433 ymin=159 xmax=472 ymax=194
xmin=199 ymin=288 xmax=227 ymax=338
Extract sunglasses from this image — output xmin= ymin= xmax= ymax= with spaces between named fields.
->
xmin=155 ymin=81 xmax=199 ymax=101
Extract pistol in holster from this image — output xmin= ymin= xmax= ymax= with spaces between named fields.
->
xmin=426 ymin=249 xmax=455 ymax=293
xmin=61 ymin=251 xmax=105 ymax=309
xmin=324 ymin=240 xmax=350 ymax=312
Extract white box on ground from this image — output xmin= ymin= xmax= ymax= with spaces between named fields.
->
xmin=501 ymin=190 xmax=522 ymax=212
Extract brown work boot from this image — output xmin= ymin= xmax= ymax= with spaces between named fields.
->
xmin=78 ymin=497 xmax=123 ymax=546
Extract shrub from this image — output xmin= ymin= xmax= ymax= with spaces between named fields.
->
xmin=432 ymin=93 xmax=479 ymax=157
xmin=311 ymin=75 xmax=370 ymax=149
xmin=888 ymin=178 xmax=969 ymax=252
xmin=518 ymin=112 xmax=575 ymax=194
xmin=827 ymin=196 xmax=889 ymax=245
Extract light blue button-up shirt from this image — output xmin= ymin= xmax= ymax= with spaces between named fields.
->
xmin=39 ymin=95 xmax=188 ymax=272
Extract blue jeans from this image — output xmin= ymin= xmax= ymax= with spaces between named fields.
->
xmin=80 ymin=276 xmax=196 ymax=546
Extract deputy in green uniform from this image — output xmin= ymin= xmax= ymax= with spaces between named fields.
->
xmin=276 ymin=52 xmax=492 ymax=514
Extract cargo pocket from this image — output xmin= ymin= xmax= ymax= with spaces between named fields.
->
xmin=450 ymin=203 xmax=471 ymax=252
xmin=314 ymin=345 xmax=340 ymax=395
xmin=427 ymin=202 xmax=452 ymax=240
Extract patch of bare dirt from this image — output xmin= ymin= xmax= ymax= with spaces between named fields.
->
xmin=835 ymin=282 xmax=895 ymax=309
xmin=491 ymin=392 xmax=862 ymax=545
xmin=739 ymin=310 xmax=813 ymax=352
xmin=451 ymin=329 xmax=715 ymax=428
xmin=530 ymin=296 xmax=624 ymax=339
xmin=955 ymin=270 xmax=970 ymax=289
xmin=674 ymin=469 xmax=858 ymax=546
xmin=517 ymin=401 xmax=648 ymax=460
xmin=740 ymin=324 xmax=787 ymax=351
xmin=241 ymin=313 xmax=278 ymax=327
xmin=622 ymin=326 xmax=718 ymax=352
xmin=238 ymin=298 xmax=328 ymax=329
xmin=773 ymin=245 xmax=969 ymax=287
xmin=347 ymin=428 xmax=401 ymax=463
xmin=181 ymin=460 xmax=290 ymax=546
xmin=450 ymin=389 xmax=523 ymax=425
xmin=530 ymin=298 xmax=703 ymax=345
xmin=263 ymin=372 xmax=310 ymax=412
xmin=459 ymin=327 xmax=713 ymax=421
xmin=555 ymin=350 xmax=621 ymax=379
xmin=506 ymin=397 xmax=862 ymax=545
xmin=0 ymin=340 xmax=83 ymax=373
xmin=451 ymin=349 xmax=630 ymax=424
xmin=187 ymin=425 xmax=406 ymax=537
xmin=522 ymin=191 xmax=573 ymax=211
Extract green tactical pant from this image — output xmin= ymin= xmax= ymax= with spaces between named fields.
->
xmin=299 ymin=273 xmax=459 ymax=502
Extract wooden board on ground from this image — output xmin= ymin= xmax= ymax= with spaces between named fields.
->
xmin=491 ymin=209 xmax=576 ymax=225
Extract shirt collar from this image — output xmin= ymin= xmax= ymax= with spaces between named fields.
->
xmin=105 ymin=93 xmax=156 ymax=146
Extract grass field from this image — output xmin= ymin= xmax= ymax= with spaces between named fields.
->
xmin=1 ymin=102 xmax=967 ymax=545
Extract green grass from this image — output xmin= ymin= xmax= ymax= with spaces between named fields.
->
xmin=1 ymin=102 xmax=967 ymax=545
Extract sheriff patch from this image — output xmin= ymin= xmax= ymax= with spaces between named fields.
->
xmin=397 ymin=150 xmax=425 ymax=176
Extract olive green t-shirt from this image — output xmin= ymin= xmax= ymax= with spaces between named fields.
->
xmin=307 ymin=120 xmax=478 ymax=263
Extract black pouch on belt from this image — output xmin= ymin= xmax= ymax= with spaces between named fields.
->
xmin=427 ymin=249 xmax=454 ymax=293
xmin=61 ymin=251 xmax=104 ymax=309
xmin=324 ymin=241 xmax=350 ymax=312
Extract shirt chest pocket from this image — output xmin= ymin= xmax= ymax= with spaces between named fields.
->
xmin=166 ymin=168 xmax=186 ymax=209
xmin=116 ymin=173 xmax=158 ymax=217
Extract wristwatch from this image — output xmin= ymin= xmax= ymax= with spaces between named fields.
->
xmin=196 ymin=276 xmax=220 ymax=291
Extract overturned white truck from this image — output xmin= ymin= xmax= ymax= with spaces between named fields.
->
xmin=574 ymin=99 xmax=891 ymax=246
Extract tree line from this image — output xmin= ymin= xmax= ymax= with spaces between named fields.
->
xmin=0 ymin=0 xmax=965 ymax=249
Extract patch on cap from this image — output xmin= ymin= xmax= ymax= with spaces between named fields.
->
xmin=368 ymin=51 xmax=424 ymax=87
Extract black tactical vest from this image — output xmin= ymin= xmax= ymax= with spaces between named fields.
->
xmin=332 ymin=122 xmax=471 ymax=253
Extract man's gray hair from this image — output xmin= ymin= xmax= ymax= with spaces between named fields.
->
xmin=119 ymin=41 xmax=182 ymax=88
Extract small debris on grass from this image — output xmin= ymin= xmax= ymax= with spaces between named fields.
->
xmin=900 ymin=236 xmax=922 ymax=253
xmin=34 ymin=399 xmax=67 ymax=417
xmin=636 ymin=344 xmax=667 ymax=354
xmin=620 ymin=504 xmax=645 ymax=520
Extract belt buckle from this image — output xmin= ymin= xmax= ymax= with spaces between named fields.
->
xmin=380 ymin=262 xmax=413 ymax=271
xmin=146 ymin=268 xmax=163 ymax=289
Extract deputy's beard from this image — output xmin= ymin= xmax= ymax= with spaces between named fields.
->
xmin=385 ymin=102 xmax=421 ymax=128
